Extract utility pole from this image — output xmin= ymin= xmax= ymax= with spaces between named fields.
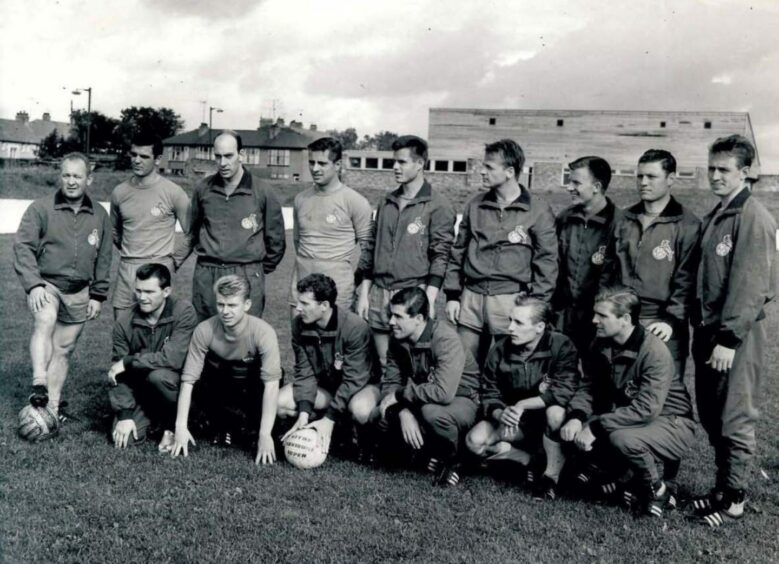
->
xmin=209 ymin=106 xmax=223 ymax=149
xmin=72 ymin=87 xmax=92 ymax=155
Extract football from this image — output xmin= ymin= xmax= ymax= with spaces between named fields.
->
xmin=17 ymin=404 xmax=59 ymax=442
xmin=283 ymin=428 xmax=327 ymax=469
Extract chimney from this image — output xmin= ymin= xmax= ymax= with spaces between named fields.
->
xmin=16 ymin=111 xmax=29 ymax=123
xmin=42 ymin=112 xmax=51 ymax=121
xmin=198 ymin=122 xmax=209 ymax=136
xmin=259 ymin=117 xmax=273 ymax=128
xmin=290 ymin=120 xmax=302 ymax=128
xmin=309 ymin=124 xmax=317 ymax=131
xmin=275 ymin=117 xmax=285 ymax=127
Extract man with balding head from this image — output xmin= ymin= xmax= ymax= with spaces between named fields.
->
xmin=186 ymin=131 xmax=286 ymax=320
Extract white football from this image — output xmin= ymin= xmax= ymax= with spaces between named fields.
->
xmin=284 ymin=428 xmax=327 ymax=469
xmin=18 ymin=404 xmax=59 ymax=442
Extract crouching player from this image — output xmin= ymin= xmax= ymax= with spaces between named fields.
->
xmin=278 ymin=274 xmax=380 ymax=458
xmin=171 ymin=275 xmax=282 ymax=465
xmin=465 ymin=297 xmax=580 ymax=499
xmin=561 ymin=287 xmax=696 ymax=517
xmin=108 ymin=264 xmax=198 ymax=450
xmin=377 ymin=287 xmax=480 ymax=486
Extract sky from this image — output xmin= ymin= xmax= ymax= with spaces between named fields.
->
xmin=2 ymin=0 xmax=779 ymax=171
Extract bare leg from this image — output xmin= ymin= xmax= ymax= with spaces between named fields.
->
xmin=30 ymin=300 xmax=59 ymax=387
xmin=46 ymin=321 xmax=86 ymax=413
xmin=373 ymin=330 xmax=390 ymax=375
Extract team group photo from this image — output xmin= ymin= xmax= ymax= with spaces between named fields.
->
xmin=2 ymin=1 xmax=778 ymax=562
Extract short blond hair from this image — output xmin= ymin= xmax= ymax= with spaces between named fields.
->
xmin=213 ymin=274 xmax=250 ymax=301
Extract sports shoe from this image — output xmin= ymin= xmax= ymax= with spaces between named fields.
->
xmin=158 ymin=430 xmax=175 ymax=453
xmin=56 ymin=401 xmax=79 ymax=424
xmin=689 ymin=489 xmax=725 ymax=515
xmin=29 ymin=385 xmax=49 ymax=408
xmin=435 ymin=464 xmax=461 ymax=487
xmin=696 ymin=490 xmax=745 ymax=528
xmin=211 ymin=432 xmax=233 ymax=447
xmin=533 ymin=476 xmax=558 ymax=500
xmin=643 ymin=483 xmax=676 ymax=518
xmin=427 ymin=457 xmax=442 ymax=475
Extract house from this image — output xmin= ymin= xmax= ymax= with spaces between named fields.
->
xmin=161 ymin=118 xmax=322 ymax=181
xmin=0 ymin=112 xmax=71 ymax=162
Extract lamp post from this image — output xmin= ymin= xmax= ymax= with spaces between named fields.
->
xmin=209 ymin=106 xmax=223 ymax=150
xmin=72 ymin=87 xmax=92 ymax=156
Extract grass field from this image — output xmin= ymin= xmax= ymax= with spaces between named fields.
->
xmin=1 ymin=179 xmax=779 ymax=563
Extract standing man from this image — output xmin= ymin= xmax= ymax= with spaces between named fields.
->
xmin=171 ymin=275 xmax=282 ymax=464
xmin=14 ymin=152 xmax=112 ymax=419
xmin=187 ymin=131 xmax=286 ymax=320
xmin=600 ymin=149 xmax=700 ymax=379
xmin=445 ymin=139 xmax=558 ymax=364
xmin=690 ymin=135 xmax=777 ymax=527
xmin=378 ymin=287 xmax=480 ymax=486
xmin=553 ymin=156 xmax=620 ymax=352
xmin=108 ymin=263 xmax=198 ymax=451
xmin=279 ymin=273 xmax=379 ymax=456
xmin=110 ymin=131 xmax=190 ymax=316
xmin=357 ymin=135 xmax=456 ymax=369
xmin=290 ymin=137 xmax=373 ymax=314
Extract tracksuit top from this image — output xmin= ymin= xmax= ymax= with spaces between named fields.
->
xmin=568 ymin=326 xmax=693 ymax=438
xmin=553 ymin=198 xmax=620 ymax=311
xmin=368 ymin=181 xmax=456 ymax=290
xmin=14 ymin=191 xmax=112 ymax=300
xmin=188 ymin=167 xmax=286 ymax=270
xmin=382 ymin=319 xmax=480 ymax=406
xmin=480 ymin=330 xmax=581 ymax=420
xmin=694 ymin=187 xmax=777 ymax=348
xmin=111 ymin=296 xmax=199 ymax=372
xmin=444 ymin=187 xmax=558 ymax=300
xmin=291 ymin=306 xmax=377 ymax=419
xmin=600 ymin=197 xmax=701 ymax=323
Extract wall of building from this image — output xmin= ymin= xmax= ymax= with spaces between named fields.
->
xmin=0 ymin=142 xmax=38 ymax=160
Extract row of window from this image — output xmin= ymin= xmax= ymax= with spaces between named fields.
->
xmin=561 ymin=167 xmax=697 ymax=185
xmin=167 ymin=147 xmax=292 ymax=167
xmin=347 ymin=156 xmax=468 ymax=173
xmin=488 ymin=117 xmax=714 ymax=129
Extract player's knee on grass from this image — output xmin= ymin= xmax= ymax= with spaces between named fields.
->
xmin=465 ymin=421 xmax=496 ymax=456
xmin=276 ymin=383 xmax=297 ymax=418
xmin=348 ymin=386 xmax=379 ymax=425
xmin=545 ymin=405 xmax=566 ymax=433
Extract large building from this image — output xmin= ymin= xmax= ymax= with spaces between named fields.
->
xmin=0 ymin=112 xmax=71 ymax=162
xmin=161 ymin=118 xmax=322 ymax=181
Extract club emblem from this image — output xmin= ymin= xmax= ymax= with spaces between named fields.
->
xmin=624 ymin=380 xmax=639 ymax=399
xmin=326 ymin=213 xmax=337 ymax=224
xmin=150 ymin=203 xmax=166 ymax=217
xmin=716 ymin=234 xmax=733 ymax=257
xmin=652 ymin=240 xmax=674 ymax=262
xmin=87 ymin=229 xmax=99 ymax=246
xmin=591 ymin=245 xmax=606 ymax=265
xmin=242 ymin=355 xmax=256 ymax=364
xmin=333 ymin=352 xmax=344 ymax=371
xmin=241 ymin=213 xmax=259 ymax=232
xmin=508 ymin=225 xmax=529 ymax=244
xmin=406 ymin=217 xmax=425 ymax=235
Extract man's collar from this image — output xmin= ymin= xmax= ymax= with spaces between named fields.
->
xmin=388 ymin=179 xmax=432 ymax=203
xmin=209 ymin=166 xmax=253 ymax=192
xmin=131 ymin=297 xmax=176 ymax=326
xmin=625 ymin=196 xmax=683 ymax=219
xmin=409 ymin=318 xmax=435 ymax=348
xmin=563 ymin=197 xmax=615 ymax=225
xmin=54 ymin=191 xmax=94 ymax=213
xmin=481 ymin=185 xmax=531 ymax=208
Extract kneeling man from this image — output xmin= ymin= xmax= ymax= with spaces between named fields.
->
xmin=561 ymin=287 xmax=696 ymax=517
xmin=108 ymin=263 xmax=198 ymax=450
xmin=279 ymin=273 xmax=380 ymax=456
xmin=378 ymin=287 xmax=480 ymax=486
xmin=171 ymin=275 xmax=282 ymax=465
xmin=466 ymin=296 xmax=580 ymax=499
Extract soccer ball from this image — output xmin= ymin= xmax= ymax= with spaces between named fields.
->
xmin=283 ymin=428 xmax=327 ymax=469
xmin=18 ymin=404 xmax=59 ymax=442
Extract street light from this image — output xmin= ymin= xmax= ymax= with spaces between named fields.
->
xmin=209 ymin=106 xmax=223 ymax=148
xmin=72 ymin=87 xmax=92 ymax=156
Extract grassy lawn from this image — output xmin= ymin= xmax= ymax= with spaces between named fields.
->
xmin=1 ymin=179 xmax=778 ymax=563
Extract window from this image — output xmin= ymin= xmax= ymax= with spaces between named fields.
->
xmin=677 ymin=168 xmax=696 ymax=178
xmin=434 ymin=160 xmax=449 ymax=172
xmin=244 ymin=148 xmax=260 ymax=165
xmin=268 ymin=149 xmax=290 ymax=166
xmin=195 ymin=146 xmax=212 ymax=160
xmin=349 ymin=157 xmax=362 ymax=169
xmin=381 ymin=158 xmax=395 ymax=170
xmin=612 ymin=168 xmax=636 ymax=177
xmin=489 ymin=117 xmax=496 ymax=125
xmin=170 ymin=146 xmax=186 ymax=161
xmin=292 ymin=173 xmax=300 ymax=181
xmin=704 ymin=120 xmax=712 ymax=129
xmin=452 ymin=160 xmax=467 ymax=173
xmin=557 ymin=119 xmax=564 ymax=127
xmin=365 ymin=157 xmax=379 ymax=169
xmin=561 ymin=167 xmax=571 ymax=186
xmin=271 ymin=172 xmax=290 ymax=179
xmin=660 ymin=121 xmax=666 ymax=128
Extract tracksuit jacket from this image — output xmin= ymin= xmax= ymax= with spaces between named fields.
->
xmin=382 ymin=319 xmax=480 ymax=407
xmin=187 ymin=167 xmax=286 ymax=270
xmin=693 ymin=187 xmax=777 ymax=348
xmin=444 ymin=187 xmax=558 ymax=301
xmin=480 ymin=330 xmax=581 ymax=420
xmin=111 ymin=296 xmax=199 ymax=372
xmin=599 ymin=197 xmax=701 ymax=323
xmin=368 ymin=181 xmax=456 ymax=290
xmin=567 ymin=325 xmax=693 ymax=438
xmin=291 ymin=306 xmax=376 ymax=419
xmin=14 ymin=191 xmax=112 ymax=301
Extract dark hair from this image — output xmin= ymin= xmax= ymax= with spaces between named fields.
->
xmin=391 ymin=135 xmax=428 ymax=162
xmin=513 ymin=295 xmax=552 ymax=325
xmin=594 ymin=286 xmax=641 ymax=325
xmin=485 ymin=139 xmax=525 ymax=179
xmin=214 ymin=274 xmax=251 ymax=301
xmin=216 ymin=130 xmax=243 ymax=152
xmin=389 ymin=286 xmax=429 ymax=319
xmin=131 ymin=131 xmax=164 ymax=158
xmin=61 ymin=152 xmax=92 ymax=174
xmin=568 ymin=156 xmax=612 ymax=192
xmin=308 ymin=137 xmax=343 ymax=163
xmin=135 ymin=263 xmax=171 ymax=289
xmin=638 ymin=149 xmax=677 ymax=174
xmin=297 ymin=273 xmax=338 ymax=308
xmin=709 ymin=134 xmax=755 ymax=168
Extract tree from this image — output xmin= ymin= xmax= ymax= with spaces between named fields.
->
xmin=357 ymin=130 xmax=399 ymax=151
xmin=37 ymin=130 xmax=63 ymax=159
xmin=67 ymin=110 xmax=121 ymax=154
xmin=326 ymin=127 xmax=359 ymax=150
xmin=113 ymin=106 xmax=185 ymax=168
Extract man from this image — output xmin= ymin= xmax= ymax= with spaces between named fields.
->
xmin=290 ymin=137 xmax=373 ymax=314
xmin=553 ymin=156 xmax=620 ymax=352
xmin=600 ymin=149 xmax=700 ymax=378
xmin=14 ymin=152 xmax=112 ymax=419
xmin=466 ymin=297 xmax=580 ymax=499
xmin=187 ymin=130 xmax=286 ymax=320
xmin=278 ymin=273 xmax=380 ymax=456
xmin=108 ymin=263 xmax=198 ymax=450
xmin=560 ymin=287 xmax=696 ymax=517
xmin=110 ymin=131 xmax=190 ymax=316
xmin=357 ymin=135 xmax=456 ymax=369
xmin=690 ymin=135 xmax=777 ymax=527
xmin=445 ymin=139 xmax=558 ymax=364
xmin=378 ymin=287 xmax=480 ymax=486
xmin=171 ymin=275 xmax=282 ymax=465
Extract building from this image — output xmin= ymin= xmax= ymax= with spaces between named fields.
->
xmin=161 ymin=118 xmax=322 ymax=181
xmin=0 ymin=112 xmax=71 ymax=162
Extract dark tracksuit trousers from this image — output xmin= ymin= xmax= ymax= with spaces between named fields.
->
xmin=109 ymin=368 xmax=180 ymax=434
